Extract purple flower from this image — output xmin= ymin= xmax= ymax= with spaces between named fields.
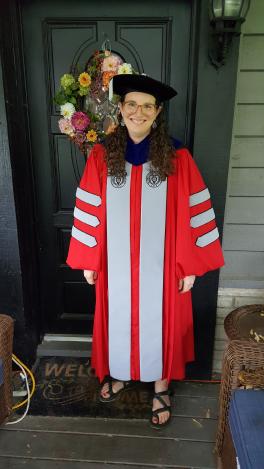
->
xmin=71 ymin=111 xmax=90 ymax=131
xmin=75 ymin=131 xmax=86 ymax=144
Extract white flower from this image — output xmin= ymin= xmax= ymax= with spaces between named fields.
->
xmin=60 ymin=103 xmax=76 ymax=119
xmin=117 ymin=63 xmax=133 ymax=75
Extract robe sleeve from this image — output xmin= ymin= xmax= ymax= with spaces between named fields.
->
xmin=66 ymin=145 xmax=104 ymax=272
xmin=176 ymin=148 xmax=225 ymax=278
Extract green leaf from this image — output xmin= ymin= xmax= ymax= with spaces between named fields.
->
xmin=68 ymin=96 xmax=77 ymax=105
xmin=65 ymin=88 xmax=73 ymax=96
xmin=71 ymin=82 xmax=79 ymax=91
xmin=54 ymin=90 xmax=67 ymax=105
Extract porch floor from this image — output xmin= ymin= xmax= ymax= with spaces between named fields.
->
xmin=0 ymin=381 xmax=220 ymax=468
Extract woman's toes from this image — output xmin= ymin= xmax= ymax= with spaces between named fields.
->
xmin=152 ymin=410 xmax=169 ymax=425
xmin=101 ymin=380 xmax=124 ymax=399
xmin=101 ymin=383 xmax=110 ymax=397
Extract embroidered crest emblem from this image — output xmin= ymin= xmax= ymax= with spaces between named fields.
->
xmin=146 ymin=170 xmax=162 ymax=188
xmin=111 ymin=175 xmax=126 ymax=188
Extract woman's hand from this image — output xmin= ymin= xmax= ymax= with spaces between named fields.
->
xmin=178 ymin=275 xmax=196 ymax=293
xmin=83 ymin=270 xmax=98 ymax=285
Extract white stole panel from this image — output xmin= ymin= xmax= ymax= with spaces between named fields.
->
xmin=106 ymin=164 xmax=131 ymax=380
xmin=106 ymin=163 xmax=167 ymax=382
xmin=139 ymin=164 xmax=167 ymax=381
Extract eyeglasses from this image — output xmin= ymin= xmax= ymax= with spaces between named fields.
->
xmin=123 ymin=100 xmax=158 ymax=116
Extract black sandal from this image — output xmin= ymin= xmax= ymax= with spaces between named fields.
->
xmin=99 ymin=379 xmax=132 ymax=403
xmin=150 ymin=390 xmax=172 ymax=429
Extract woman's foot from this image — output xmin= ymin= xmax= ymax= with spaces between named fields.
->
xmin=151 ymin=379 xmax=171 ymax=428
xmin=99 ymin=379 xmax=132 ymax=403
xmin=101 ymin=380 xmax=125 ymax=398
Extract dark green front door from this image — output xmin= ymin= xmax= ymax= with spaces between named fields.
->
xmin=20 ymin=0 xmax=195 ymax=334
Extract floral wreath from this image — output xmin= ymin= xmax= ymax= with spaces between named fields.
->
xmin=54 ymin=47 xmax=136 ymax=157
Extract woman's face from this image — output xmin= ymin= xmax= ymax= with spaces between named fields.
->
xmin=119 ymin=91 xmax=162 ymax=141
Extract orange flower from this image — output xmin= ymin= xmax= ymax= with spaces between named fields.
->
xmin=78 ymin=72 xmax=91 ymax=87
xmin=102 ymin=71 xmax=116 ymax=89
xmin=86 ymin=129 xmax=98 ymax=142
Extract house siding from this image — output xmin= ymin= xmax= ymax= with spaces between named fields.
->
xmin=213 ymin=0 xmax=264 ymax=372
xmin=220 ymin=0 xmax=264 ymax=289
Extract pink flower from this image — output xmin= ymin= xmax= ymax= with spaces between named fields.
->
xmin=71 ymin=112 xmax=90 ymax=131
xmin=102 ymin=55 xmax=121 ymax=72
xmin=58 ymin=118 xmax=75 ymax=136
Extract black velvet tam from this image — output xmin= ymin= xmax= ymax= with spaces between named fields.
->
xmin=112 ymin=74 xmax=177 ymax=102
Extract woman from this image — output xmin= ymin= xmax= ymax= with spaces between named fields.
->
xmin=67 ymin=73 xmax=224 ymax=428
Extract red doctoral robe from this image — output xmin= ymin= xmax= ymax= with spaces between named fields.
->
xmin=67 ymin=143 xmax=224 ymax=383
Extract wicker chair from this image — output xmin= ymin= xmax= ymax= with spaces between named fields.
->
xmin=0 ymin=314 xmax=14 ymax=425
xmin=215 ymin=304 xmax=264 ymax=456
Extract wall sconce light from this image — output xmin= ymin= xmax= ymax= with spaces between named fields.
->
xmin=209 ymin=0 xmax=251 ymax=69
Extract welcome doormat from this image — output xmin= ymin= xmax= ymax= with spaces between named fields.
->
xmin=18 ymin=357 xmax=154 ymax=418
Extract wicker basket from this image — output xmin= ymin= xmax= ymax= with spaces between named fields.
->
xmin=224 ymin=304 xmax=264 ymax=341
xmin=0 ymin=314 xmax=14 ymax=425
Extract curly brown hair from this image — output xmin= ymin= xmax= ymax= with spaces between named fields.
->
xmin=103 ymin=107 xmax=176 ymax=181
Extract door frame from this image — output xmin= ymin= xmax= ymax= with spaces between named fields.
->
xmin=1 ymin=0 xmax=200 ymax=339
xmin=0 ymin=0 xmax=43 ymax=345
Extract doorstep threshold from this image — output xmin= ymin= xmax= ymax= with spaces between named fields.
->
xmin=43 ymin=334 xmax=92 ymax=342
xmin=37 ymin=335 xmax=92 ymax=358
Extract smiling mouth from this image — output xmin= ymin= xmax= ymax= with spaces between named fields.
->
xmin=129 ymin=118 xmax=147 ymax=125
